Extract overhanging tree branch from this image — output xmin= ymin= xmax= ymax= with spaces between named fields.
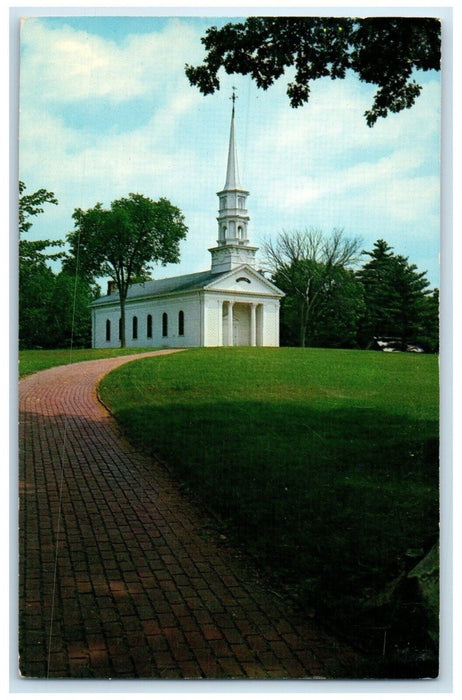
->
xmin=186 ymin=17 xmax=441 ymax=126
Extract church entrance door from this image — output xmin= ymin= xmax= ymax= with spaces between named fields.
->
xmin=233 ymin=303 xmax=251 ymax=346
xmin=233 ymin=320 xmax=240 ymax=346
xmin=222 ymin=301 xmax=255 ymax=346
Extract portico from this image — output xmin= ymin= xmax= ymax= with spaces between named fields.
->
xmin=221 ymin=300 xmax=262 ymax=346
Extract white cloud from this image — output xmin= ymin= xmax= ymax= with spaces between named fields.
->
xmin=251 ymin=73 xmax=440 ymax=170
xmin=19 ymin=18 xmax=208 ymax=203
xmin=20 ymin=17 xmax=206 ymax=104
xmin=246 ymin=73 xmax=440 ymax=241
xmin=21 ymin=20 xmax=142 ymax=102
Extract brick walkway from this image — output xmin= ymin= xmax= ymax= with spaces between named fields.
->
xmin=18 ymin=350 xmax=362 ymax=680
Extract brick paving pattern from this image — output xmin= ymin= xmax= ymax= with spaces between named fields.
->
xmin=18 ymin=350 xmax=362 ymax=679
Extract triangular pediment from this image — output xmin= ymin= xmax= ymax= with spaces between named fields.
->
xmin=204 ymin=265 xmax=284 ymax=297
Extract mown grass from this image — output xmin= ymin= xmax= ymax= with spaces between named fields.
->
xmin=100 ymin=346 xmax=439 ymax=673
xmin=18 ymin=347 xmax=158 ymax=378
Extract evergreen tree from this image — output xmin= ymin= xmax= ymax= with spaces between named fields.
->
xmin=416 ymin=288 xmax=439 ymax=353
xmin=357 ymin=239 xmax=434 ymax=350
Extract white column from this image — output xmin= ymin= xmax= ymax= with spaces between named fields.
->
xmin=250 ymin=303 xmax=257 ymax=347
xmin=227 ymin=301 xmax=234 ymax=346
xmin=218 ymin=300 xmax=224 ymax=346
xmin=275 ymin=302 xmax=280 ymax=347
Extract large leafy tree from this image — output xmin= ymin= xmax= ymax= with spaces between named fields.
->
xmin=67 ymin=193 xmax=188 ymax=347
xmin=264 ymin=228 xmax=362 ymax=347
xmin=357 ymin=239 xmax=434 ymax=349
xmin=186 ymin=16 xmax=440 ymax=126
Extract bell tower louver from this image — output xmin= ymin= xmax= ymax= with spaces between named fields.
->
xmin=210 ymin=92 xmax=258 ymax=274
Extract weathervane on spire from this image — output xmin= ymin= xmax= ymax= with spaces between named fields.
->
xmin=230 ymin=86 xmax=237 ymax=112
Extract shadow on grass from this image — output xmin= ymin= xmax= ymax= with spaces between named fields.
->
xmin=112 ymin=399 xmax=439 ymax=677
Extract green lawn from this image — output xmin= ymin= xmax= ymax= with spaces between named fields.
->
xmin=18 ymin=347 xmax=158 ymax=378
xmin=99 ymin=347 xmax=439 ymax=673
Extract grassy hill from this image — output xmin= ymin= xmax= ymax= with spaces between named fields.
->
xmin=99 ymin=347 xmax=439 ymax=676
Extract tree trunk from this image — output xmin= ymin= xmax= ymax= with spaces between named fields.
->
xmin=299 ymin=301 xmax=308 ymax=348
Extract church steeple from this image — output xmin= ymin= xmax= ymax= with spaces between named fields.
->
xmin=210 ymin=90 xmax=258 ymax=274
xmin=223 ymin=92 xmax=241 ymax=190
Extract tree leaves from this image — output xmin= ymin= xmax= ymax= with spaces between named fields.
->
xmin=186 ymin=17 xmax=441 ymax=126
xmin=19 ymin=180 xmax=58 ymax=234
xmin=67 ymin=193 xmax=188 ymax=347
xmin=357 ymin=239 xmax=433 ymax=347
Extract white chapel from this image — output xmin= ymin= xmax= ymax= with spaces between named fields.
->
xmin=90 ymin=99 xmax=284 ymax=348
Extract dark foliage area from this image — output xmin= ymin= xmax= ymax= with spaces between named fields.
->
xmin=186 ymin=17 xmax=441 ymax=126
xmin=267 ymin=232 xmax=438 ymax=353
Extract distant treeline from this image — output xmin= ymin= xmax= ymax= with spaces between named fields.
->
xmin=19 ymin=183 xmax=438 ymax=352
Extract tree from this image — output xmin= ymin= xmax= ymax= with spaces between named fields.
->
xmin=356 ymin=239 xmax=434 ymax=349
xmin=417 ymin=288 xmax=439 ymax=353
xmin=264 ymin=229 xmax=362 ymax=347
xmin=276 ymin=264 xmax=364 ymax=348
xmin=67 ymin=193 xmax=188 ymax=347
xmin=19 ymin=257 xmax=56 ymax=349
xmin=48 ymin=271 xmax=100 ymax=349
xmin=356 ymin=239 xmax=398 ymax=344
xmin=19 ymin=181 xmax=62 ymax=274
xmin=19 ymin=180 xmax=58 ymax=235
xmin=18 ymin=182 xmax=64 ymax=348
xmin=186 ymin=17 xmax=440 ymax=126
xmin=309 ymin=266 xmax=365 ymax=348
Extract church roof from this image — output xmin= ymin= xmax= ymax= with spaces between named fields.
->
xmin=90 ymin=264 xmax=284 ymax=307
xmin=90 ymin=269 xmax=226 ymax=306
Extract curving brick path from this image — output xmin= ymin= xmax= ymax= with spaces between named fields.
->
xmin=18 ymin=350 xmax=362 ymax=680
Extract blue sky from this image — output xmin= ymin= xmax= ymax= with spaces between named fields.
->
xmin=18 ymin=13 xmax=442 ymax=288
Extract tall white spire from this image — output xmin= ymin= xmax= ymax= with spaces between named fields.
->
xmin=223 ymin=91 xmax=241 ymax=190
xmin=209 ymin=91 xmax=258 ymax=274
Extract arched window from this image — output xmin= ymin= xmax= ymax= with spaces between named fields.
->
xmin=147 ymin=314 xmax=152 ymax=339
xmin=178 ymin=310 xmax=184 ymax=336
xmin=222 ymin=225 xmax=227 ymax=238
xmin=237 ymin=225 xmax=243 ymax=239
xmin=132 ymin=316 xmax=138 ymax=340
xmin=162 ymin=312 xmax=168 ymax=337
xmin=105 ymin=319 xmax=111 ymax=342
